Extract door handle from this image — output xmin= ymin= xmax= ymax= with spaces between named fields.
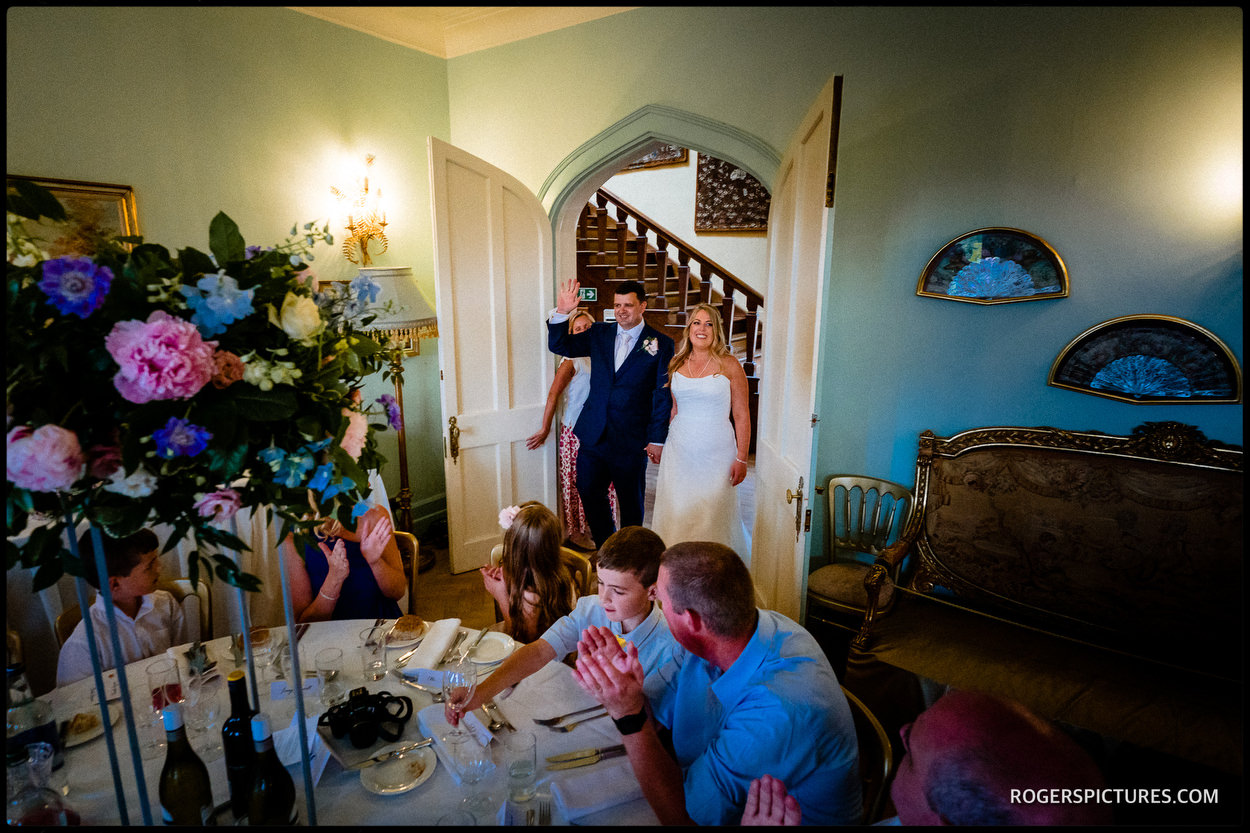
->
xmin=787 ymin=476 xmax=804 ymax=541
xmin=447 ymin=416 xmax=460 ymax=465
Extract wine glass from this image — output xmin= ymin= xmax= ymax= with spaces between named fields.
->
xmin=450 ymin=732 xmax=495 ymax=816
xmin=142 ymin=658 xmax=181 ymax=759
xmin=441 ymin=655 xmax=477 ymax=737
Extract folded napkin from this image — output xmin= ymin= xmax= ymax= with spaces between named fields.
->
xmin=398 ymin=618 xmax=461 ymax=677
xmin=551 ymin=757 xmax=645 ymax=821
xmin=415 ymin=702 xmax=492 ymax=784
xmin=512 ymin=660 xmax=601 ymax=722
xmin=274 ymin=713 xmax=329 ymax=785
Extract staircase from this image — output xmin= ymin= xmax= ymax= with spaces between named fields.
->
xmin=575 ymin=188 xmax=763 ymax=451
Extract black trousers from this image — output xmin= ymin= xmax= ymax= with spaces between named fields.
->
xmin=575 ymin=441 xmax=647 ymax=548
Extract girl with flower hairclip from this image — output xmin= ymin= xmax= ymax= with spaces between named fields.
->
xmin=482 ymin=501 xmax=578 ymax=642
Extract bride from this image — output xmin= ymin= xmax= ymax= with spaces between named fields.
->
xmin=650 ymin=303 xmax=751 ymax=555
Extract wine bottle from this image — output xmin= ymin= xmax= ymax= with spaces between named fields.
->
xmin=246 ymin=713 xmax=297 ymax=825
xmin=220 ymin=670 xmax=255 ymax=819
xmin=157 ymin=702 xmax=214 ymax=825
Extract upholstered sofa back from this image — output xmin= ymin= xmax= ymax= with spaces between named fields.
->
xmin=897 ymin=422 xmax=1242 ymax=668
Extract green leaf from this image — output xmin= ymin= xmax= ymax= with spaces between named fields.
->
xmin=179 ymin=246 xmax=217 ymax=279
xmin=209 ymin=212 xmax=246 ymax=266
xmin=8 ymin=179 xmax=67 ymax=222
xmin=89 ymin=502 xmax=151 ymax=539
xmin=330 ymin=445 xmax=368 ymax=490
xmin=232 ymin=387 xmax=298 ymax=421
xmin=31 ymin=561 xmax=63 ymax=592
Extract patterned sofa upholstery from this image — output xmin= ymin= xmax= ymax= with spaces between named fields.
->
xmin=853 ymin=422 xmax=1243 ymax=774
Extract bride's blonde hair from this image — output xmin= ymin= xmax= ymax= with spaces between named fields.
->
xmin=668 ymin=303 xmax=731 ymax=381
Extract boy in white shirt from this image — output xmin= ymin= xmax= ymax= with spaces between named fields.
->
xmin=456 ymin=526 xmax=680 ymax=718
xmin=56 ymin=529 xmax=187 ymax=687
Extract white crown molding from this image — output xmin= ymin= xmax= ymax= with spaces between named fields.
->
xmin=288 ymin=6 xmax=636 ymax=59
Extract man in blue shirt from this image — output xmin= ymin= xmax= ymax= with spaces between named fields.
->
xmin=574 ymin=541 xmax=861 ymax=826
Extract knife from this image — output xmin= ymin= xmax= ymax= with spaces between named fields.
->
xmin=546 ymin=743 xmax=626 ymax=763
xmin=392 ymin=643 xmax=422 ymax=668
xmin=545 ymin=744 xmax=628 ymax=770
xmin=438 ymin=631 xmax=467 ymax=665
xmin=458 ymin=626 xmax=491 ymax=662
xmin=354 ymin=737 xmax=435 ymax=769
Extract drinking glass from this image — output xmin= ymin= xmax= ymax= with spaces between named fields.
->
xmin=316 ymin=648 xmax=346 ymax=707
xmin=141 ymin=658 xmax=181 ymax=759
xmin=359 ymin=626 xmax=388 ymax=681
xmin=504 ymin=730 xmax=537 ymax=803
xmin=441 ymin=656 xmax=477 ymax=737
xmin=450 ymin=733 xmax=495 ymax=816
xmin=247 ymin=627 xmax=276 ymax=682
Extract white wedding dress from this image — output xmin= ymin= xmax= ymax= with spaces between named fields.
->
xmin=651 ymin=372 xmax=750 ymax=557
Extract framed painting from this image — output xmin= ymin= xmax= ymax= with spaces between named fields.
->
xmin=622 ymin=145 xmax=688 ymax=171
xmin=6 ymin=175 xmax=139 ymax=255
xmin=1048 ymin=315 xmax=1241 ymax=404
xmin=694 ymin=154 xmax=770 ymax=233
xmin=917 ymin=227 xmax=1067 ymax=304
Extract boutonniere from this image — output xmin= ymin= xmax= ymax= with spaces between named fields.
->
xmin=641 ymin=337 xmax=658 ymax=356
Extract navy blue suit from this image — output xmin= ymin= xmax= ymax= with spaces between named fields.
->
xmin=548 ymin=318 xmax=674 ymax=546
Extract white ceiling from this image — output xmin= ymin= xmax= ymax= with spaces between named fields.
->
xmin=288 ymin=6 xmax=637 ymax=59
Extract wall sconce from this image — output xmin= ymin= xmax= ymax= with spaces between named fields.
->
xmin=331 ymin=154 xmax=388 ymax=266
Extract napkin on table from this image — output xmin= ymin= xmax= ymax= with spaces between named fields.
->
xmin=398 ymin=618 xmax=461 ymax=679
xmin=550 ymin=757 xmax=645 ymax=821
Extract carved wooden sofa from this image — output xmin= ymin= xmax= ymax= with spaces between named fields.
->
xmin=853 ymin=422 xmax=1243 ymax=774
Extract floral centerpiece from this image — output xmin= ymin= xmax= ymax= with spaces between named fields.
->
xmin=6 ymin=180 xmax=405 ymax=592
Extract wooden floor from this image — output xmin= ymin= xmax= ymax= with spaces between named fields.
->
xmin=414 ymin=456 xmax=756 ymax=628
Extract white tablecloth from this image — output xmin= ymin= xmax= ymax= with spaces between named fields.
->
xmin=43 ymin=618 xmax=658 ymax=826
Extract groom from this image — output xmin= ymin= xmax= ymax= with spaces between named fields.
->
xmin=548 ymin=278 xmax=675 ymax=548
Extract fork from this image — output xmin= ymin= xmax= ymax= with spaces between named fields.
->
xmin=548 ymin=712 xmax=611 ymax=732
xmin=538 ymin=797 xmax=551 ymax=826
xmin=532 ymin=705 xmax=606 ymax=726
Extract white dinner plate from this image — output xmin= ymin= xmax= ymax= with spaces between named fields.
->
xmin=64 ymin=701 xmax=122 ymax=747
xmin=467 ymin=631 xmax=515 ymax=666
xmin=358 ymin=746 xmax=437 ymax=795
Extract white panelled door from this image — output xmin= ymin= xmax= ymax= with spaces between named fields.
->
xmin=428 ymin=137 xmax=557 ymax=574
xmin=750 ymin=76 xmax=842 ymax=619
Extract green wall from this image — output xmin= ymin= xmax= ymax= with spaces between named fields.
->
xmin=445 ymin=6 xmax=1242 ymax=570
xmin=6 ymin=6 xmax=452 ymax=529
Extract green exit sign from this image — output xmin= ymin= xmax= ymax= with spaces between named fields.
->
xmin=577 ymin=287 xmax=597 ymax=302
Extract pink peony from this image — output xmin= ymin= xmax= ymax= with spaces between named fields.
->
xmin=339 ymin=408 xmax=368 ymax=460
xmin=104 ymin=310 xmax=217 ymax=403
xmin=194 ymin=489 xmax=242 ymax=526
xmin=211 ymin=350 xmax=246 ymax=389
xmin=498 ymin=505 xmax=521 ymax=530
xmin=6 ymin=425 xmax=85 ymax=492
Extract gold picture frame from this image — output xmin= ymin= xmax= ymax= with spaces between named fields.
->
xmin=917 ymin=227 xmax=1067 ymax=304
xmin=6 ymin=175 xmax=140 ymax=254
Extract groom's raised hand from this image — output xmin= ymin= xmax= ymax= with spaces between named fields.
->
xmin=556 ymin=278 xmax=580 ymax=315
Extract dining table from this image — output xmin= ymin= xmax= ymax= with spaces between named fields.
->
xmin=41 ymin=617 xmax=660 ymax=826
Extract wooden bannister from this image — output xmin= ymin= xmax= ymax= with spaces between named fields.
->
xmin=585 ymin=188 xmax=763 ymax=375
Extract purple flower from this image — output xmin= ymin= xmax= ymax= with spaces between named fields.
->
xmin=105 ymin=311 xmax=217 ymax=403
xmin=39 ymin=257 xmax=113 ymax=318
xmin=376 ymin=394 xmax=402 ymax=430
xmin=152 ymin=417 xmax=212 ymax=459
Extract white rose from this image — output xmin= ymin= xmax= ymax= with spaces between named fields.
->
xmin=103 ymin=466 xmax=159 ymax=497
xmin=269 ymin=292 xmax=325 ymax=345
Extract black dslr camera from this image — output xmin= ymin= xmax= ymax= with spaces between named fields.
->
xmin=318 ymin=687 xmax=413 ymax=749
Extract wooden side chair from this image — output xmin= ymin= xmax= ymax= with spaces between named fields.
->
xmin=53 ymin=577 xmax=212 ymax=646
xmin=393 ymin=530 xmax=420 ymax=615
xmin=844 ymin=685 xmax=896 ymax=824
xmin=807 ymin=475 xmax=912 ymax=634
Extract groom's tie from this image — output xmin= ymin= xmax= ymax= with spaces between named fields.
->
xmin=614 ymin=329 xmax=630 ymax=372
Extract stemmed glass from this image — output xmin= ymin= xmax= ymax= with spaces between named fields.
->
xmin=142 ymin=658 xmax=181 ymax=759
xmin=450 ymin=732 xmax=495 ymax=816
xmin=441 ymin=655 xmax=477 ymax=738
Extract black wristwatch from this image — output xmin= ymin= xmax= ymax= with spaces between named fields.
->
xmin=612 ymin=708 xmax=648 ymax=735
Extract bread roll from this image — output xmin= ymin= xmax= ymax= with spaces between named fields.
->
xmin=391 ymin=614 xmax=426 ymax=641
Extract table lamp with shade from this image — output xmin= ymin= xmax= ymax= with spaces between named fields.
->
xmin=332 ymin=157 xmax=437 ymax=569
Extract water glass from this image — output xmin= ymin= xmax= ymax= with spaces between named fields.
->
xmin=181 ymin=670 xmax=224 ymax=762
xmin=360 ymin=626 xmax=388 ymax=681
xmin=141 ymin=658 xmax=180 ymax=759
xmin=505 ymin=731 xmax=537 ymax=803
xmin=316 ymin=647 xmax=346 ymax=707
xmin=451 ymin=734 xmax=496 ymax=816
xmin=25 ymin=742 xmax=68 ymax=798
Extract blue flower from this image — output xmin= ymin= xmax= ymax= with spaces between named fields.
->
xmin=350 ymin=273 xmax=382 ymax=306
xmin=308 ymin=463 xmax=334 ymax=494
xmin=376 ymin=394 xmax=402 ymax=430
xmin=351 ymin=499 xmax=372 ymax=519
xmin=179 ymin=270 xmax=255 ymax=337
xmin=39 ymin=257 xmax=113 ymax=318
xmin=152 ymin=417 xmax=212 ymax=459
